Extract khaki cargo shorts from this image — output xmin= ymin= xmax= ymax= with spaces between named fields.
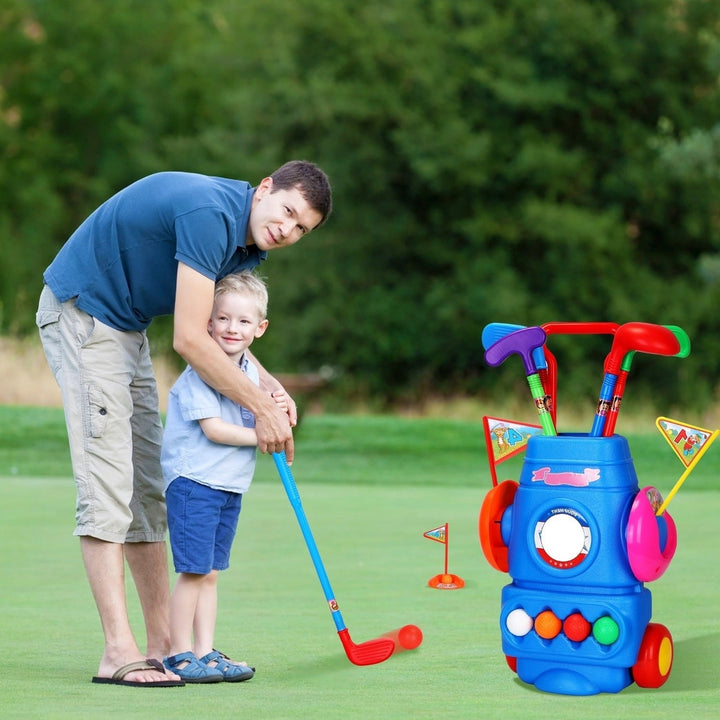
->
xmin=36 ymin=285 xmax=167 ymax=543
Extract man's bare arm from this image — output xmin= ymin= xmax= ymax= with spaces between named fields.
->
xmin=245 ymin=348 xmax=298 ymax=426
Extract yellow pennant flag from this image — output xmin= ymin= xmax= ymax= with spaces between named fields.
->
xmin=655 ymin=416 xmax=716 ymax=468
xmin=655 ymin=417 xmax=719 ymax=515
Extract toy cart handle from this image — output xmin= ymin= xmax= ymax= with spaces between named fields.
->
xmin=541 ymin=322 xmax=620 ymax=337
xmin=540 ymin=323 xmax=620 ymax=425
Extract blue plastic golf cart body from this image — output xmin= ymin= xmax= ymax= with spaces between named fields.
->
xmin=497 ymin=433 xmax=652 ymax=695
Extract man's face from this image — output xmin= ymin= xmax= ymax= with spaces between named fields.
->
xmin=247 ymin=177 xmax=323 ymax=251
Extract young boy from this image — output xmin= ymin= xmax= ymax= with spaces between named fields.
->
xmin=160 ymin=271 xmax=288 ymax=683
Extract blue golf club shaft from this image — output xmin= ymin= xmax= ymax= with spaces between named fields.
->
xmin=273 ymin=451 xmax=347 ymax=632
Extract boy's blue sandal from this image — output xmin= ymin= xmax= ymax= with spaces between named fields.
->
xmin=199 ymin=650 xmax=255 ymax=682
xmin=164 ymin=652 xmax=224 ymax=683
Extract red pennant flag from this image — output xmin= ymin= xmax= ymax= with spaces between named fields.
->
xmin=483 ymin=416 xmax=543 ymax=486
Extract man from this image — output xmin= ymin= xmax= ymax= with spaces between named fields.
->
xmin=36 ymin=161 xmax=332 ymax=686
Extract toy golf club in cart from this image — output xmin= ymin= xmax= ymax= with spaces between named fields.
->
xmin=478 ymin=321 xmax=693 ymax=696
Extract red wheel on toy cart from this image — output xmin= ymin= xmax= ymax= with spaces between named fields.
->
xmin=632 ymin=623 xmax=673 ymax=688
xmin=505 ymin=655 xmax=517 ymax=673
xmin=479 ymin=480 xmax=518 ymax=572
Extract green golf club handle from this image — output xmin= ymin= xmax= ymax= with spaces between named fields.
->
xmin=527 ymin=373 xmax=556 ymax=436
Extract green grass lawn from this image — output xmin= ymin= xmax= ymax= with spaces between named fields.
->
xmin=1 ymin=408 xmax=719 ymax=719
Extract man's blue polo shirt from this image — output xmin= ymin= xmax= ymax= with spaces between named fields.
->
xmin=43 ymin=171 xmax=266 ymax=331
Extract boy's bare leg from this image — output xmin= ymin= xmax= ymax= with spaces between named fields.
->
xmin=168 ymin=572 xmax=204 ymax=657
xmin=81 ymin=537 xmax=179 ymax=683
xmin=192 ymin=571 xmax=219 ymax=658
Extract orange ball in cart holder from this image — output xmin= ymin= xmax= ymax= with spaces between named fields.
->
xmin=478 ymin=321 xmax=695 ymax=695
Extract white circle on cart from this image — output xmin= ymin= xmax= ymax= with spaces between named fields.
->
xmin=539 ymin=513 xmax=586 ymax=562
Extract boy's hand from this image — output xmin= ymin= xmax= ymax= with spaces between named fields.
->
xmin=271 ymin=390 xmax=296 ymax=425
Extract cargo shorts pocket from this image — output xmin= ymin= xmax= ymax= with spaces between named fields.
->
xmin=36 ymin=309 xmax=62 ymax=376
xmin=36 ymin=309 xmax=61 ymax=329
xmin=86 ymin=384 xmax=109 ymax=438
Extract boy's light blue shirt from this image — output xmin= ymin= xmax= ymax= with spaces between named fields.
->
xmin=161 ymin=354 xmax=259 ymax=494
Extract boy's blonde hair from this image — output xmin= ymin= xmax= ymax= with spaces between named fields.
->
xmin=214 ymin=271 xmax=269 ymax=319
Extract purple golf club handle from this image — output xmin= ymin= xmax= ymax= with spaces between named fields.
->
xmin=485 ymin=326 xmax=556 ymax=435
xmin=484 ymin=326 xmax=547 ymax=376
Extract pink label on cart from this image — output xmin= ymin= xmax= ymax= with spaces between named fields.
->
xmin=531 ymin=467 xmax=600 ymax=487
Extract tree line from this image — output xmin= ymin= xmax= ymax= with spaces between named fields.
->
xmin=1 ymin=0 xmax=719 ymax=410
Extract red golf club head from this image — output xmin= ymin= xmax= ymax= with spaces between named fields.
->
xmin=339 ymin=629 xmax=396 ymax=665
xmin=604 ymin=323 xmax=681 ymax=374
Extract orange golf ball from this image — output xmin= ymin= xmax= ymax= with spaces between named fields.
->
xmin=534 ymin=610 xmax=562 ymax=639
xmin=396 ymin=624 xmax=423 ymax=650
xmin=382 ymin=624 xmax=423 ymax=652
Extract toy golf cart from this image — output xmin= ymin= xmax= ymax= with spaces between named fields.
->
xmin=478 ymin=322 xmax=692 ymax=695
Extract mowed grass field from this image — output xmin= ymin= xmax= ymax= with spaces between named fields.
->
xmin=1 ymin=407 xmax=719 ymax=719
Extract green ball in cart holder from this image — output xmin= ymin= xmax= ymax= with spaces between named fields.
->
xmin=592 ymin=616 xmax=620 ymax=645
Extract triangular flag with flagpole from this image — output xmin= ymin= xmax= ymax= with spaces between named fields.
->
xmin=483 ymin=416 xmax=543 ymax=486
xmin=655 ymin=416 xmax=716 ymax=468
xmin=655 ymin=417 xmax=719 ymax=516
xmin=424 ymin=522 xmax=464 ymax=589
xmin=423 ymin=524 xmax=447 ymax=544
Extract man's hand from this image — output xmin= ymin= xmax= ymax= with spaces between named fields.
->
xmin=255 ymin=399 xmax=295 ymax=463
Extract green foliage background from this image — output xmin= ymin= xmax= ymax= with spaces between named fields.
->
xmin=1 ymin=0 xmax=719 ymax=408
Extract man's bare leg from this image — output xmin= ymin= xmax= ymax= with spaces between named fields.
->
xmin=81 ymin=537 xmax=179 ymax=683
xmin=124 ymin=541 xmax=174 ymax=662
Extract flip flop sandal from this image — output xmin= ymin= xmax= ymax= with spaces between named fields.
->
xmin=92 ymin=658 xmax=185 ymax=687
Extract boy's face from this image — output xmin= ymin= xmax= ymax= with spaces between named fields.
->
xmin=208 ymin=292 xmax=268 ymax=362
xmin=247 ymin=177 xmax=323 ymax=251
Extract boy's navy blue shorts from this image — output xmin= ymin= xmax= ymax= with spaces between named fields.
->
xmin=166 ymin=476 xmax=242 ymax=574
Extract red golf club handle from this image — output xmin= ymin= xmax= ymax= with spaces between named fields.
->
xmin=603 ymin=371 xmax=628 ymax=436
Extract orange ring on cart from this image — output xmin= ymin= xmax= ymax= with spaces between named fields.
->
xmin=479 ymin=480 xmax=518 ymax=572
